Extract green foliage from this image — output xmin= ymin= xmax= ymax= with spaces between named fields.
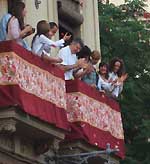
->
xmin=98 ymin=0 xmax=150 ymax=163
xmin=124 ymin=0 xmax=148 ymax=16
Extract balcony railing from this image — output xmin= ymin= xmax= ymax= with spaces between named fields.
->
xmin=0 ymin=41 xmax=125 ymax=159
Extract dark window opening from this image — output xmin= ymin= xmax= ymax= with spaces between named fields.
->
xmin=57 ymin=0 xmax=83 ymax=45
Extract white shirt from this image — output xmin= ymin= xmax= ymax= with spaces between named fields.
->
xmin=0 ymin=13 xmax=12 ymax=41
xmin=108 ymin=72 xmax=123 ymax=98
xmin=97 ymin=75 xmax=113 ymax=92
xmin=32 ymin=34 xmax=64 ymax=57
xmin=58 ymin=46 xmax=77 ymax=80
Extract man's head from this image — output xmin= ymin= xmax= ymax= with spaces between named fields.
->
xmin=70 ymin=38 xmax=84 ymax=54
xmin=49 ymin=22 xmax=58 ymax=38
xmin=77 ymin=45 xmax=91 ymax=61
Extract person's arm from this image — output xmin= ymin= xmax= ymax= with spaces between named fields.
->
xmin=58 ymin=63 xmax=79 ymax=72
xmin=40 ymin=35 xmax=65 ymax=48
xmin=41 ymin=53 xmax=62 ymax=63
xmin=20 ymin=25 xmax=33 ymax=38
xmin=73 ymin=68 xmax=88 ymax=79
xmin=60 ymin=58 xmax=88 ymax=72
xmin=8 ymin=18 xmax=32 ymax=39
xmin=73 ymin=63 xmax=94 ymax=79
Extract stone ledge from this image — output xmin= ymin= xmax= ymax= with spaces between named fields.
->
xmin=0 ymin=106 xmax=67 ymax=164
xmin=59 ymin=140 xmax=120 ymax=164
xmin=0 ymin=106 xmax=66 ymax=140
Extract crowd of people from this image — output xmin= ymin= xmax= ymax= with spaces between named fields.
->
xmin=0 ymin=1 xmax=127 ymax=99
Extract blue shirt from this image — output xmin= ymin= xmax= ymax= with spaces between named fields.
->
xmin=0 ymin=13 xmax=12 ymax=41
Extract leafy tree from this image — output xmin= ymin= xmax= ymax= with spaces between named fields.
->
xmin=98 ymin=0 xmax=150 ymax=163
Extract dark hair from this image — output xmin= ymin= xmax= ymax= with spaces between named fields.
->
xmin=71 ymin=38 xmax=84 ymax=48
xmin=99 ymin=62 xmax=109 ymax=79
xmin=49 ymin=22 xmax=58 ymax=29
xmin=8 ymin=0 xmax=22 ymax=14
xmin=109 ymin=57 xmax=125 ymax=77
xmin=12 ymin=2 xmax=25 ymax=30
xmin=36 ymin=20 xmax=49 ymax=35
xmin=32 ymin=20 xmax=50 ymax=48
xmin=77 ymin=45 xmax=91 ymax=60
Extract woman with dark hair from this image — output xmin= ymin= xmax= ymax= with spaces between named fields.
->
xmin=75 ymin=46 xmax=101 ymax=87
xmin=97 ymin=62 xmax=112 ymax=92
xmin=74 ymin=45 xmax=93 ymax=80
xmin=6 ymin=2 xmax=33 ymax=48
xmin=109 ymin=57 xmax=125 ymax=78
xmin=108 ymin=57 xmax=127 ymax=98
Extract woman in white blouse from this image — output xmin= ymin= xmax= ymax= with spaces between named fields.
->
xmin=108 ymin=57 xmax=127 ymax=98
xmin=32 ymin=20 xmax=71 ymax=63
xmin=6 ymin=2 xmax=33 ymax=49
xmin=97 ymin=61 xmax=127 ymax=98
xmin=97 ymin=62 xmax=113 ymax=93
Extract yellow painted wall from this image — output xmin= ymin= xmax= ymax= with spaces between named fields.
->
xmin=0 ymin=0 xmax=7 ymax=19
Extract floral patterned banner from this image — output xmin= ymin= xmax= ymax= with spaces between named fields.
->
xmin=0 ymin=52 xmax=66 ymax=109
xmin=67 ymin=92 xmax=124 ymax=140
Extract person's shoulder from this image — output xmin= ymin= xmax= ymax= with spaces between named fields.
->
xmin=1 ymin=13 xmax=11 ymax=19
xmin=0 ymin=13 xmax=12 ymax=23
xmin=10 ymin=16 xmax=18 ymax=23
xmin=39 ymin=34 xmax=47 ymax=39
xmin=62 ymin=45 xmax=69 ymax=50
xmin=59 ymin=45 xmax=69 ymax=52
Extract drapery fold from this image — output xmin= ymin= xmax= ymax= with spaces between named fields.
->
xmin=0 ymin=41 xmax=125 ymax=159
xmin=0 ymin=41 xmax=69 ymax=130
xmin=66 ymin=80 xmax=125 ymax=158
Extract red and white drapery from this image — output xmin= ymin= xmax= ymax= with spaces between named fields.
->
xmin=0 ymin=41 xmax=125 ymax=159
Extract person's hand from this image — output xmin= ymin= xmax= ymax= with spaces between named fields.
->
xmin=116 ymin=73 xmax=128 ymax=85
xmin=76 ymin=58 xmax=87 ymax=68
xmin=63 ymin=33 xmax=71 ymax=41
xmin=24 ymin=25 xmax=33 ymax=33
xmin=85 ymin=63 xmax=94 ymax=73
xmin=55 ymin=57 xmax=63 ymax=63
xmin=90 ymin=83 xmax=97 ymax=88
xmin=108 ymin=78 xmax=117 ymax=84
xmin=120 ymin=73 xmax=128 ymax=82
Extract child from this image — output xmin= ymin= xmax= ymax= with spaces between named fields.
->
xmin=32 ymin=20 xmax=71 ymax=63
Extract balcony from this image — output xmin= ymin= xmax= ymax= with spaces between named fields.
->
xmin=0 ymin=41 xmax=124 ymax=164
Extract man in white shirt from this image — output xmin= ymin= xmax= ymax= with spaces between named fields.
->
xmin=58 ymin=38 xmax=85 ymax=80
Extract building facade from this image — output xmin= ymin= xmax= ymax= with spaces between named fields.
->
xmin=0 ymin=0 xmax=100 ymax=52
xmin=0 ymin=1 xmax=125 ymax=164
